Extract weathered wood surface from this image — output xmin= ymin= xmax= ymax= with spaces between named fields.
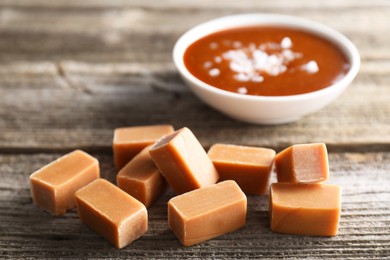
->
xmin=0 ymin=0 xmax=389 ymax=259
xmin=1 ymin=152 xmax=389 ymax=259
xmin=1 ymin=63 xmax=389 ymax=153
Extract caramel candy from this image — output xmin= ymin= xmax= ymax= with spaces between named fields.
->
xmin=275 ymin=143 xmax=329 ymax=183
xmin=270 ymin=183 xmax=341 ymax=236
xmin=29 ymin=150 xmax=99 ymax=216
xmin=113 ymin=125 xmax=174 ymax=171
xmin=168 ymin=180 xmax=247 ymax=246
xmin=117 ymin=145 xmax=167 ymax=208
xmin=75 ymin=179 xmax=148 ymax=249
xmin=208 ymin=144 xmax=275 ymax=195
xmin=149 ymin=127 xmax=219 ymax=194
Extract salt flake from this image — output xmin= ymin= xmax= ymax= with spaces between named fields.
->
xmin=203 ymin=61 xmax=213 ymax=69
xmin=209 ymin=68 xmax=220 ymax=77
xmin=220 ymin=38 xmax=304 ymax=82
xmin=281 ymin=37 xmax=292 ymax=49
xmin=234 ymin=73 xmax=250 ymax=82
xmin=232 ymin=41 xmax=242 ymax=48
xmin=251 ymin=75 xmax=264 ymax=82
xmin=302 ymin=60 xmax=319 ymax=74
xmin=237 ymin=87 xmax=248 ymax=94
xmin=209 ymin=42 xmax=218 ymax=50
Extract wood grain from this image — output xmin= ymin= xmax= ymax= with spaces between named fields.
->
xmin=1 ymin=152 xmax=389 ymax=259
xmin=0 ymin=68 xmax=389 ymax=153
xmin=0 ymin=0 xmax=389 ymax=258
xmin=0 ymin=0 xmax=389 ymax=153
xmin=0 ymin=1 xmax=389 ymax=63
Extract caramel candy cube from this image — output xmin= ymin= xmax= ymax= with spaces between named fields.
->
xmin=275 ymin=143 xmax=329 ymax=183
xmin=168 ymin=180 xmax=247 ymax=246
xmin=208 ymin=144 xmax=275 ymax=195
xmin=30 ymin=150 xmax=99 ymax=216
xmin=270 ymin=183 xmax=341 ymax=236
xmin=117 ymin=145 xmax=167 ymax=208
xmin=113 ymin=125 xmax=174 ymax=171
xmin=75 ymin=179 xmax=148 ymax=249
xmin=149 ymin=127 xmax=219 ymax=194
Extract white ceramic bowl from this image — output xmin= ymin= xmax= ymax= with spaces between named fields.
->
xmin=173 ymin=13 xmax=360 ymax=125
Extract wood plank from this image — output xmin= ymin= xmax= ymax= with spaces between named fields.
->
xmin=0 ymin=66 xmax=389 ymax=152
xmin=0 ymin=5 xmax=388 ymax=62
xmin=1 ymin=4 xmax=389 ymax=33
xmin=0 ymin=152 xmax=389 ymax=258
xmin=0 ymin=0 xmax=388 ymax=9
xmin=0 ymin=0 xmax=388 ymax=258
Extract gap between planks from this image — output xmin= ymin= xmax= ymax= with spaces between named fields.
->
xmin=0 ymin=142 xmax=389 ymax=155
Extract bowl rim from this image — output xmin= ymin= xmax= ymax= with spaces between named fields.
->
xmin=173 ymin=13 xmax=360 ymax=102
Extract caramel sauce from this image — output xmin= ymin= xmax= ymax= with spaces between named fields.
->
xmin=184 ymin=26 xmax=350 ymax=96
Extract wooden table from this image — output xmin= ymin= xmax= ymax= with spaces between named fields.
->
xmin=1 ymin=0 xmax=389 ymax=258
